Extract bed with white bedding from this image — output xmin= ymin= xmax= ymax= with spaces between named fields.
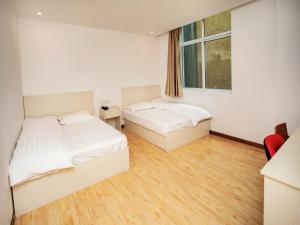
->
xmin=62 ymin=118 xmax=127 ymax=164
xmin=11 ymin=91 xmax=129 ymax=216
xmin=9 ymin=116 xmax=128 ymax=186
xmin=124 ymin=99 xmax=212 ymax=135
xmin=124 ymin=108 xmax=193 ymax=135
xmin=9 ymin=117 xmax=73 ymax=186
xmin=122 ymin=85 xmax=211 ymax=151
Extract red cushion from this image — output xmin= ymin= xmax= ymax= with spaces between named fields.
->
xmin=264 ymin=134 xmax=285 ymax=158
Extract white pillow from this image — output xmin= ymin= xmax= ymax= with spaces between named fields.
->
xmin=59 ymin=111 xmax=94 ymax=125
xmin=125 ymin=102 xmax=153 ymax=111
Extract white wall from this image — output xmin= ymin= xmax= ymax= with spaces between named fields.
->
xmin=158 ymin=0 xmax=277 ymax=144
xmin=18 ymin=18 xmax=159 ymax=113
xmin=0 ymin=1 xmax=24 ymax=225
xmin=275 ymin=0 xmax=300 ymax=133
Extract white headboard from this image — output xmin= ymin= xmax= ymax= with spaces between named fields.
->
xmin=121 ymin=85 xmax=161 ymax=108
xmin=23 ymin=91 xmax=94 ymax=118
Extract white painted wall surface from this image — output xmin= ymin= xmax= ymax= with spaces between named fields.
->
xmin=0 ymin=1 xmax=24 ymax=224
xmin=275 ymin=0 xmax=300 ymax=134
xmin=158 ymin=0 xmax=277 ymax=144
xmin=18 ymin=18 xmax=159 ymax=113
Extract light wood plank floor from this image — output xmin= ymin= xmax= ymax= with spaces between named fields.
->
xmin=15 ymin=130 xmax=266 ymax=225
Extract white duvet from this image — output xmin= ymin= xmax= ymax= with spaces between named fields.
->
xmin=151 ymin=99 xmax=212 ymax=126
xmin=9 ymin=117 xmax=74 ymax=186
xmin=124 ymin=108 xmax=192 ymax=135
xmin=9 ymin=116 xmax=128 ymax=186
xmin=62 ymin=118 xmax=127 ymax=164
xmin=124 ymin=99 xmax=212 ymax=135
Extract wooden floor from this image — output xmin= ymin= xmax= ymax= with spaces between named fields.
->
xmin=15 ymin=130 xmax=266 ymax=225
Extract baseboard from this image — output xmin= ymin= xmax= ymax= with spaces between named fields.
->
xmin=209 ymin=130 xmax=264 ymax=149
xmin=10 ymin=186 xmax=16 ymax=225
xmin=10 ymin=212 xmax=15 ymax=225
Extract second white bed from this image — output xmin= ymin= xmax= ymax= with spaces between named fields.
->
xmin=124 ymin=108 xmax=193 ymax=135
xmin=124 ymin=99 xmax=212 ymax=136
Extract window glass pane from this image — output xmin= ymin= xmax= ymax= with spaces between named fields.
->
xmin=183 ymin=43 xmax=202 ymax=88
xmin=182 ymin=21 xmax=202 ymax=42
xmin=204 ymin=11 xmax=231 ymax=37
xmin=205 ymin=37 xmax=231 ymax=90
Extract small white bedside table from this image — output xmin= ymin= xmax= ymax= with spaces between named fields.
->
xmin=99 ymin=106 xmax=121 ymax=131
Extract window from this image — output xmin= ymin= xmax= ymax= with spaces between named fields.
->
xmin=181 ymin=11 xmax=231 ymax=90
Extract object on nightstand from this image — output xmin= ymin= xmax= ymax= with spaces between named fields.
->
xmin=99 ymin=106 xmax=121 ymax=131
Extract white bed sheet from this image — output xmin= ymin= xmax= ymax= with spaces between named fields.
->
xmin=62 ymin=118 xmax=128 ymax=164
xmin=9 ymin=117 xmax=74 ymax=186
xmin=151 ymin=99 xmax=212 ymax=126
xmin=124 ymin=108 xmax=193 ymax=135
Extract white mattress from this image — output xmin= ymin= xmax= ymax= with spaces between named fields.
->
xmin=9 ymin=117 xmax=74 ymax=186
xmin=124 ymin=108 xmax=192 ymax=135
xmin=62 ymin=118 xmax=127 ymax=164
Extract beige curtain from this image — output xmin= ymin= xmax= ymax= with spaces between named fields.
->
xmin=165 ymin=28 xmax=183 ymax=97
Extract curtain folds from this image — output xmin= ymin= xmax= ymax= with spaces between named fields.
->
xmin=165 ymin=28 xmax=183 ymax=97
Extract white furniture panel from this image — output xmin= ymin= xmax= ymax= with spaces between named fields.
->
xmin=261 ymin=126 xmax=300 ymax=225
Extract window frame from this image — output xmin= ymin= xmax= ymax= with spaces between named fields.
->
xmin=180 ymin=19 xmax=232 ymax=92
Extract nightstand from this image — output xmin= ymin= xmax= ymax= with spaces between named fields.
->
xmin=99 ymin=106 xmax=121 ymax=131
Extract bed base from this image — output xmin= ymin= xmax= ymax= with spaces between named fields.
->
xmin=124 ymin=119 xmax=209 ymax=151
xmin=13 ymin=146 xmax=129 ymax=216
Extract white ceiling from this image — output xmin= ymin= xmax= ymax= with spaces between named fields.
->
xmin=13 ymin=0 xmax=254 ymax=36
